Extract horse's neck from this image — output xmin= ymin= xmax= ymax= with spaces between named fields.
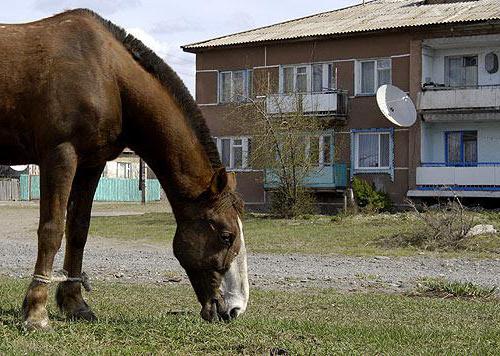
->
xmin=121 ymin=71 xmax=214 ymax=205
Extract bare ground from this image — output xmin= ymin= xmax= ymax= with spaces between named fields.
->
xmin=1 ymin=202 xmax=499 ymax=294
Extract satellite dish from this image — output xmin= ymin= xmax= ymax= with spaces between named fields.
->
xmin=376 ymin=85 xmax=417 ymax=127
xmin=10 ymin=165 xmax=28 ymax=172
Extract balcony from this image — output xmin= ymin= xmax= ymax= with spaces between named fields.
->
xmin=418 ymin=85 xmax=500 ymax=112
xmin=263 ymin=164 xmax=347 ymax=190
xmin=266 ymin=91 xmax=348 ymax=117
xmin=416 ymin=163 xmax=500 ymax=188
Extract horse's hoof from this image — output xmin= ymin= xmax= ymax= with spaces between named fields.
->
xmin=22 ymin=317 xmax=52 ymax=332
xmin=69 ymin=307 xmax=97 ymax=322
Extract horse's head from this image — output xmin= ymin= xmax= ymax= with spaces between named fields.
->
xmin=173 ymin=168 xmax=249 ymax=322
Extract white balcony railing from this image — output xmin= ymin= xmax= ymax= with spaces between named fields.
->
xmin=418 ymin=86 xmax=500 ymax=111
xmin=417 ymin=165 xmax=500 ymax=186
xmin=266 ymin=91 xmax=347 ymax=116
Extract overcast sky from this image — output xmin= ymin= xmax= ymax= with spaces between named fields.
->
xmin=1 ymin=0 xmax=360 ymax=94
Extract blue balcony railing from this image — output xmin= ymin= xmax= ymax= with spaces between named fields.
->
xmin=264 ymin=163 xmax=347 ymax=189
xmin=421 ymin=162 xmax=500 ymax=167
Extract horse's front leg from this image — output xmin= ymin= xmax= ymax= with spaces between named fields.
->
xmin=56 ymin=164 xmax=104 ymax=321
xmin=22 ymin=143 xmax=78 ymax=331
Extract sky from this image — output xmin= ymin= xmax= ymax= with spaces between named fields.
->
xmin=0 ymin=0 xmax=360 ymax=94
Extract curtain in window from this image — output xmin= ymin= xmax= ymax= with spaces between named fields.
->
xmin=312 ymin=64 xmax=323 ymax=92
xmin=446 ymin=57 xmax=463 ymax=87
xmin=283 ymin=67 xmax=294 ymax=93
xmin=323 ymin=135 xmax=332 ymax=165
xmin=380 ymin=133 xmax=390 ymax=167
xmin=327 ymin=64 xmax=336 ymax=91
xmin=232 ymin=139 xmax=243 ymax=168
xmin=221 ymin=139 xmax=231 ymax=167
xmin=358 ymin=134 xmax=379 ymax=167
xmin=232 ymin=71 xmax=244 ymax=101
xmin=464 ymin=56 xmax=478 ymax=87
xmin=220 ymin=72 xmax=232 ymax=102
xmin=296 ymin=67 xmax=307 ymax=92
xmin=463 ymin=131 xmax=478 ymax=164
xmin=246 ymin=70 xmax=253 ymax=99
xmin=361 ymin=62 xmax=375 ymax=94
xmin=446 ymin=132 xmax=461 ymax=164
xmin=377 ymin=59 xmax=391 ymax=88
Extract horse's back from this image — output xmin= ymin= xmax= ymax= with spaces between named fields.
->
xmin=0 ymin=11 xmax=124 ymax=165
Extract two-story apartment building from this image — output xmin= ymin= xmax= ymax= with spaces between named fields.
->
xmin=183 ymin=0 xmax=500 ymax=211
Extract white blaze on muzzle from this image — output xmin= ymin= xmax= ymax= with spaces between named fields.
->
xmin=220 ymin=217 xmax=249 ymax=318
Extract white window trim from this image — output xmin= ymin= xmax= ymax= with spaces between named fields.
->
xmin=215 ymin=136 xmax=252 ymax=170
xmin=305 ymin=134 xmax=334 ymax=167
xmin=116 ymin=162 xmax=132 ymax=179
xmin=355 ymin=58 xmax=392 ymax=96
xmin=218 ymin=70 xmax=253 ymax=104
xmin=280 ymin=63 xmax=338 ymax=94
xmin=354 ymin=131 xmax=391 ymax=170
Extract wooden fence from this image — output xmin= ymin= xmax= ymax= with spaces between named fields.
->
xmin=20 ymin=175 xmax=161 ymax=202
xmin=0 ymin=179 xmax=20 ymax=201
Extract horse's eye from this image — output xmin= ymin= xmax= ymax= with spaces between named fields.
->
xmin=220 ymin=231 xmax=234 ymax=246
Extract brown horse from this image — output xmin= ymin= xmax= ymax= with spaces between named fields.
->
xmin=0 ymin=9 xmax=249 ymax=330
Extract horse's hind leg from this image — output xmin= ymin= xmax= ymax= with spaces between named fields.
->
xmin=56 ymin=164 xmax=104 ymax=321
xmin=23 ymin=143 xmax=78 ymax=331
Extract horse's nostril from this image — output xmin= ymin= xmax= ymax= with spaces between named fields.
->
xmin=229 ymin=307 xmax=240 ymax=319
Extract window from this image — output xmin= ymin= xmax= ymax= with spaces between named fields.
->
xmin=219 ymin=70 xmax=253 ymax=103
xmin=282 ymin=65 xmax=309 ymax=93
xmin=445 ymin=131 xmax=477 ymax=166
xmin=354 ymin=131 xmax=391 ymax=169
xmin=307 ymin=134 xmax=333 ymax=166
xmin=214 ymin=137 xmax=252 ymax=170
xmin=357 ymin=59 xmax=391 ymax=95
xmin=117 ymin=162 xmax=131 ymax=179
xmin=281 ymin=63 xmax=336 ymax=94
xmin=445 ymin=55 xmax=478 ymax=87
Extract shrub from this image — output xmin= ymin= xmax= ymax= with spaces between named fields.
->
xmin=417 ymin=277 xmax=496 ymax=299
xmin=351 ymin=177 xmax=392 ymax=213
xmin=270 ymin=187 xmax=317 ymax=218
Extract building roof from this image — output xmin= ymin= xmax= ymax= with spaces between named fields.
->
xmin=182 ymin=0 xmax=500 ymax=51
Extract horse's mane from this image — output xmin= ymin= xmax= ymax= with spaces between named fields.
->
xmin=69 ymin=8 xmax=222 ymax=169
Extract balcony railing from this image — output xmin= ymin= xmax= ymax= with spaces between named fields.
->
xmin=263 ymin=163 xmax=347 ymax=190
xmin=266 ymin=90 xmax=348 ymax=116
xmin=417 ymin=162 xmax=500 ymax=188
xmin=418 ymin=85 xmax=500 ymax=111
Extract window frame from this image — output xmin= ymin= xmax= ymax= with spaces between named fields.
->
xmin=116 ymin=162 xmax=132 ymax=179
xmin=351 ymin=129 xmax=394 ymax=176
xmin=356 ymin=58 xmax=392 ymax=95
xmin=280 ymin=63 xmax=338 ymax=94
xmin=214 ymin=136 xmax=252 ymax=171
xmin=305 ymin=133 xmax=334 ymax=167
xmin=218 ymin=69 xmax=253 ymax=103
xmin=444 ymin=130 xmax=478 ymax=167
xmin=444 ymin=55 xmax=478 ymax=88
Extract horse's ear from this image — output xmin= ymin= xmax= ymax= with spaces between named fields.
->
xmin=209 ymin=167 xmax=228 ymax=195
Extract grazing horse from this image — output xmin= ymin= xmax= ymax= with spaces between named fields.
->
xmin=0 ymin=9 xmax=249 ymax=330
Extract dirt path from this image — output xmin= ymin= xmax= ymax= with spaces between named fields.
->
xmin=1 ymin=202 xmax=499 ymax=293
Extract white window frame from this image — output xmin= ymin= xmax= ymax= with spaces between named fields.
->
xmin=116 ymin=162 xmax=132 ymax=179
xmin=444 ymin=54 xmax=478 ymax=87
xmin=280 ymin=63 xmax=337 ymax=94
xmin=218 ymin=69 xmax=253 ymax=103
xmin=353 ymin=131 xmax=391 ymax=170
xmin=214 ymin=136 xmax=252 ymax=171
xmin=356 ymin=58 xmax=392 ymax=95
xmin=305 ymin=134 xmax=334 ymax=167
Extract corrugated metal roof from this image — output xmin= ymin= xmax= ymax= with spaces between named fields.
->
xmin=182 ymin=0 xmax=500 ymax=51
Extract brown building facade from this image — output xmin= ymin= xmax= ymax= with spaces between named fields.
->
xmin=184 ymin=0 xmax=500 ymax=211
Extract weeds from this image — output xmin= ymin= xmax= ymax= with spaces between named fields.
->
xmin=417 ymin=278 xmax=496 ymax=299
xmin=380 ymin=197 xmax=475 ymax=251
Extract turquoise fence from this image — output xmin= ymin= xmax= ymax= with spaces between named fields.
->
xmin=20 ymin=175 xmax=161 ymax=202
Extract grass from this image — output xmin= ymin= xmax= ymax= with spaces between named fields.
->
xmin=417 ymin=278 xmax=497 ymax=299
xmin=89 ymin=211 xmax=500 ymax=257
xmin=1 ymin=277 xmax=500 ymax=355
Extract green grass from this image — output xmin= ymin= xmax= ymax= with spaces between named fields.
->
xmin=1 ymin=277 xmax=499 ymax=355
xmin=417 ymin=278 xmax=497 ymax=299
xmin=89 ymin=211 xmax=500 ymax=257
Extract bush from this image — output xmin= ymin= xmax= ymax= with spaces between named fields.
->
xmin=380 ymin=198 xmax=475 ymax=251
xmin=270 ymin=187 xmax=317 ymax=218
xmin=351 ymin=177 xmax=392 ymax=213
